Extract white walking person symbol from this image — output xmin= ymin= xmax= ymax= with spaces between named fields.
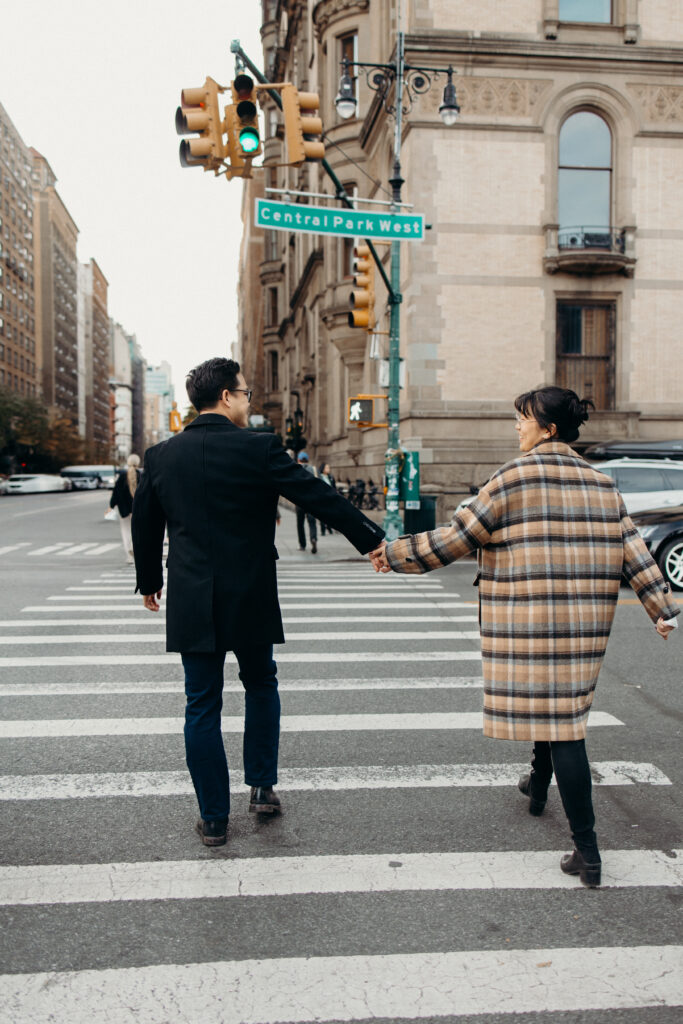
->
xmin=349 ymin=401 xmax=362 ymax=421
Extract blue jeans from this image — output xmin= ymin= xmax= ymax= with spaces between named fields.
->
xmin=181 ymin=645 xmax=280 ymax=822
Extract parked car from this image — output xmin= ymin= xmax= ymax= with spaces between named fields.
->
xmin=631 ymin=504 xmax=683 ymax=591
xmin=593 ymin=459 xmax=683 ymax=515
xmin=584 ymin=439 xmax=683 ymax=461
xmin=7 ymin=474 xmax=72 ymax=494
xmin=60 ymin=464 xmax=117 ymax=490
xmin=0 ymin=475 xmax=9 ymax=496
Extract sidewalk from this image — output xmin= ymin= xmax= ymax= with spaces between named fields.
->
xmin=276 ymin=505 xmax=380 ymax=563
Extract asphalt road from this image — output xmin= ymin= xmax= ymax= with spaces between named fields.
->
xmin=0 ymin=491 xmax=681 ymax=1023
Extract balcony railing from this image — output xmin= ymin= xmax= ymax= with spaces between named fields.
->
xmin=558 ymin=227 xmax=626 ymax=253
xmin=544 ymin=223 xmax=636 ymax=277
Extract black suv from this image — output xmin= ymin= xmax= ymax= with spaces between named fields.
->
xmin=630 ymin=504 xmax=683 ymax=591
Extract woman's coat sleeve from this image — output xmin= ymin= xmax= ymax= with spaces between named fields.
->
xmin=620 ymin=502 xmax=680 ymax=623
xmin=384 ymin=483 xmax=500 ymax=574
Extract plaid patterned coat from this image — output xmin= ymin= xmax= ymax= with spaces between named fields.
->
xmin=385 ymin=440 xmax=679 ymax=741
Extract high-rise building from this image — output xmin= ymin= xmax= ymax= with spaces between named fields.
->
xmin=109 ymin=319 xmax=133 ymax=463
xmin=0 ymin=103 xmax=37 ymax=397
xmin=144 ymin=361 xmax=175 ymax=448
xmin=77 ymin=257 xmax=111 ymax=461
xmin=240 ymin=0 xmax=683 ymax=521
xmin=129 ymin=333 xmax=146 ymax=457
xmin=31 ymin=149 xmax=79 ymax=425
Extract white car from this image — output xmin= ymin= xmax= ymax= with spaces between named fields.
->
xmin=60 ymin=464 xmax=117 ymax=490
xmin=7 ymin=474 xmax=72 ymax=494
xmin=593 ymin=459 xmax=683 ymax=515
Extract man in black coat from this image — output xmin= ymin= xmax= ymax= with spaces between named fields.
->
xmin=132 ymin=357 xmax=384 ymax=846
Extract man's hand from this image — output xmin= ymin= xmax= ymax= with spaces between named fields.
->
xmin=369 ymin=542 xmax=391 ymax=573
xmin=655 ymin=616 xmax=676 ymax=639
xmin=142 ymin=590 xmax=163 ymax=612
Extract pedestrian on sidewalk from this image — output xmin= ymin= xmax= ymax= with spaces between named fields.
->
xmin=295 ymin=451 xmax=319 ymax=553
xmin=318 ymin=462 xmax=336 ymax=536
xmin=370 ymin=386 xmax=678 ymax=888
xmin=108 ymin=454 xmax=140 ymax=564
xmin=132 ymin=357 xmax=384 ymax=846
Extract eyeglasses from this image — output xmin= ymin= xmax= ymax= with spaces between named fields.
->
xmin=230 ymin=388 xmax=253 ymax=402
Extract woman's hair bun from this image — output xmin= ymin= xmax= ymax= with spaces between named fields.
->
xmin=514 ymin=386 xmax=594 ymax=443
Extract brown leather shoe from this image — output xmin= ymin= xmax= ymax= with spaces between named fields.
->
xmin=249 ymin=786 xmax=282 ymax=814
xmin=560 ymin=847 xmax=601 ymax=888
xmin=195 ymin=818 xmax=228 ymax=846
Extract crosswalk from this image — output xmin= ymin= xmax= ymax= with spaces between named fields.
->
xmin=0 ymin=560 xmax=681 ymax=1021
xmin=0 ymin=541 xmax=124 ymax=559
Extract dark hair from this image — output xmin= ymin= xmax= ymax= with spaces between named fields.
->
xmin=186 ymin=357 xmax=241 ymax=412
xmin=514 ymin=386 xmax=594 ymax=443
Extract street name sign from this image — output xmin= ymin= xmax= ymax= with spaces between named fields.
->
xmin=255 ymin=198 xmax=424 ymax=241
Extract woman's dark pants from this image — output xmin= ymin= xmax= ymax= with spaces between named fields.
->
xmin=181 ymin=646 xmax=280 ymax=822
xmin=529 ymin=739 xmax=599 ymax=857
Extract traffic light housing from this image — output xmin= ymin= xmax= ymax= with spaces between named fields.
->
xmin=281 ymin=84 xmax=325 ymax=165
xmin=231 ymin=74 xmax=262 ymax=158
xmin=348 ymin=397 xmax=374 ymax=426
xmin=348 ymin=244 xmax=375 ymax=329
xmin=176 ymin=77 xmax=225 ymax=172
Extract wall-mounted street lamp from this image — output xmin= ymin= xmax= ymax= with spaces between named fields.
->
xmin=333 ymin=40 xmax=459 ymax=540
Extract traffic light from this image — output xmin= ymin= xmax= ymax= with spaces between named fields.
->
xmin=176 ymin=77 xmax=225 ymax=172
xmin=281 ymin=84 xmax=325 ymax=165
xmin=348 ymin=397 xmax=374 ymax=426
xmin=348 ymin=244 xmax=375 ymax=329
xmin=231 ymin=74 xmax=262 ymax=158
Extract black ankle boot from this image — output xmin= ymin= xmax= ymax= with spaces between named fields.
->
xmin=560 ymin=846 xmax=601 ymax=888
xmin=517 ymin=773 xmax=547 ymax=816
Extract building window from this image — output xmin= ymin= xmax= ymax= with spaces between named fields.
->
xmin=339 ymin=32 xmax=359 ymax=112
xmin=558 ymin=111 xmax=611 ymax=245
xmin=266 ymin=229 xmax=279 ymax=262
xmin=556 ymin=301 xmax=615 ymax=410
xmin=268 ymin=287 xmax=279 ymax=326
xmin=269 ymin=350 xmax=279 ymax=392
xmin=559 ymin=0 xmax=611 ymax=23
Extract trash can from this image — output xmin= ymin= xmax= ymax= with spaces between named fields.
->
xmin=403 ymin=495 xmax=437 ymax=534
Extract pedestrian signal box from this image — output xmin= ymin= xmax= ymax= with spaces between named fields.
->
xmin=348 ymin=397 xmax=374 ymax=426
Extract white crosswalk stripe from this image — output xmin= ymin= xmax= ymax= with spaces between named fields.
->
xmin=0 ymin=560 xmax=679 ymax=1023
xmin=0 ymin=542 xmax=126 ymax=559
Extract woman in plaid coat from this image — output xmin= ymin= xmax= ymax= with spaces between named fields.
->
xmin=371 ymin=387 xmax=679 ymax=887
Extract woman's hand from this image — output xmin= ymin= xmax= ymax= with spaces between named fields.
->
xmin=655 ymin=616 xmax=676 ymax=639
xmin=369 ymin=542 xmax=391 ymax=573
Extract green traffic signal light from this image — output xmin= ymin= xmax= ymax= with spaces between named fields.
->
xmin=239 ymin=127 xmax=260 ymax=154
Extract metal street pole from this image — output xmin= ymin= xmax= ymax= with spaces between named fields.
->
xmin=383 ymin=29 xmax=406 ymax=541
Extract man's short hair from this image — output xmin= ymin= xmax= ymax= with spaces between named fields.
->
xmin=186 ymin=358 xmax=241 ymax=412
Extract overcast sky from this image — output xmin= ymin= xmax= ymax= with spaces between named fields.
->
xmin=0 ymin=0 xmax=262 ymax=414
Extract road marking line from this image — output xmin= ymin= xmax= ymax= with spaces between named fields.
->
xmin=0 ymin=711 xmax=622 ymax=738
xmin=0 ymin=651 xmax=484 ymax=667
xmin=0 ymin=615 xmax=479 ymax=628
xmin=1 ymin=848 xmax=680 ymax=906
xmin=1 ymin=946 xmax=680 ymax=1021
xmin=0 ymin=676 xmax=483 ymax=696
xmin=0 ymin=630 xmax=481 ymax=645
xmin=0 ymin=542 xmax=32 ymax=556
xmin=82 ymin=544 xmax=122 ymax=556
xmin=0 ymin=761 xmax=665 ymax=801
xmin=55 ymin=544 xmax=101 ymax=556
xmin=26 ymin=543 xmax=75 ymax=556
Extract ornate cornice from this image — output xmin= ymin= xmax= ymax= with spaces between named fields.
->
xmin=312 ymin=0 xmax=369 ymax=42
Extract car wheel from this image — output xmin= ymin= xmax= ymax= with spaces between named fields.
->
xmin=658 ymin=537 xmax=683 ymax=591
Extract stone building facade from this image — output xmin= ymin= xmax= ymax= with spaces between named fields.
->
xmin=31 ymin=150 xmax=79 ymax=426
xmin=0 ymin=103 xmax=37 ymax=398
xmin=239 ymin=0 xmax=683 ymax=519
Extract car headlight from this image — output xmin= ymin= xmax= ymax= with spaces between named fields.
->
xmin=636 ymin=525 xmax=658 ymax=540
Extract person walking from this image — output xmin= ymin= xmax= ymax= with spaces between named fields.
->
xmin=318 ymin=462 xmax=336 ymax=536
xmin=132 ymin=357 xmax=384 ymax=846
xmin=109 ymin=454 xmax=140 ymax=564
xmin=295 ymin=451 xmax=318 ymax=553
xmin=370 ymin=386 xmax=678 ymax=887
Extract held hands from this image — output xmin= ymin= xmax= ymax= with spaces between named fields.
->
xmin=369 ymin=541 xmax=391 ymax=573
xmin=142 ymin=590 xmax=163 ymax=612
xmin=655 ymin=616 xmax=676 ymax=639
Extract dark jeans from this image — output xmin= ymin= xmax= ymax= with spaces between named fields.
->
xmin=296 ymin=507 xmax=317 ymax=548
xmin=529 ymin=739 xmax=598 ymax=856
xmin=181 ymin=645 xmax=280 ymax=822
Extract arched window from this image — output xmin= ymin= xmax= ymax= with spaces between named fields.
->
xmin=558 ymin=111 xmax=612 ymax=243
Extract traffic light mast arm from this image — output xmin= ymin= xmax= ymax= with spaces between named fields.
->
xmin=230 ymin=39 xmax=397 ymax=306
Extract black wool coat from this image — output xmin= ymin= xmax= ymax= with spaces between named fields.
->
xmin=110 ymin=469 xmax=139 ymax=518
xmin=131 ymin=414 xmax=385 ymax=652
